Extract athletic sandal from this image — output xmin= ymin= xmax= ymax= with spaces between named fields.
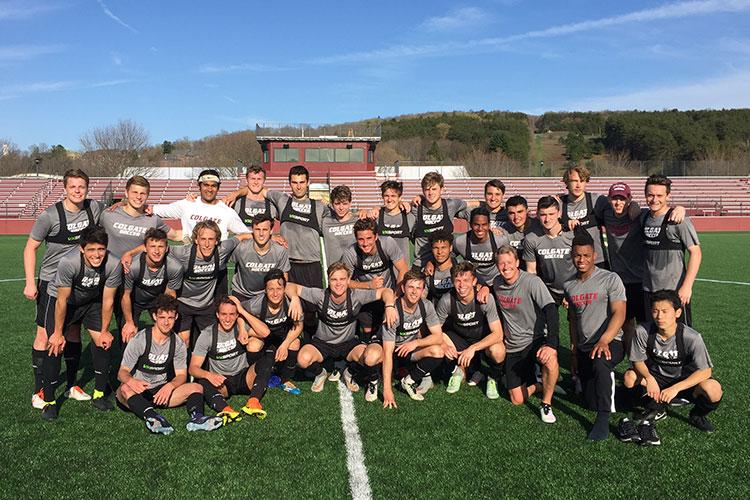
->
xmin=401 ymin=375 xmax=424 ymax=401
xmin=311 ymin=369 xmax=328 ymax=393
xmin=343 ymin=367 xmax=360 ymax=393
xmin=446 ymin=367 xmax=464 ymax=394
xmin=186 ymin=414 xmax=224 ymax=432
xmin=280 ymin=381 xmax=301 ymax=396
xmin=32 ymin=390 xmax=46 ymax=410
xmin=485 ymin=378 xmax=500 ymax=400
xmin=145 ymin=415 xmax=174 ymax=435
xmin=64 ymin=385 xmax=92 ymax=401
xmin=241 ymin=397 xmax=267 ymax=420
xmin=540 ymin=403 xmax=557 ymax=424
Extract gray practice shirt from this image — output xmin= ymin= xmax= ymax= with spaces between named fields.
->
xmin=453 ymin=232 xmax=510 ymax=284
xmin=502 ymin=219 xmax=544 ymax=251
xmin=232 ymin=196 xmax=278 ymax=227
xmin=48 ymin=250 xmax=122 ymax=302
xmin=630 ymin=324 xmax=713 ymax=379
xmin=492 ymin=271 xmax=555 ymax=353
xmin=522 ymin=230 xmax=576 ymax=295
xmin=121 ymin=328 xmax=188 ymax=389
xmin=563 ymin=267 xmax=626 ymax=351
xmin=378 ymin=210 xmax=415 ymax=265
xmin=562 ymin=192 xmax=608 ymax=264
xmin=427 ymin=263 xmax=454 ymax=305
xmin=170 ymin=239 xmax=239 ymax=308
xmin=322 ymin=213 xmax=357 ymax=265
xmin=435 ymin=292 xmax=500 ymax=332
xmin=230 ymin=240 xmax=290 ymax=298
xmin=381 ymin=299 xmax=440 ymax=345
xmin=601 ymin=206 xmax=644 ymax=284
xmin=99 ymin=206 xmax=171 ymax=258
xmin=411 ymin=198 xmax=468 ymax=268
xmin=267 ymin=190 xmax=328 ymax=263
xmin=243 ymin=294 xmax=294 ymax=339
xmin=193 ymin=324 xmax=250 ymax=377
xmin=341 ymin=236 xmax=404 ymax=290
xmin=299 ymin=287 xmax=378 ymax=344
xmin=640 ymin=211 xmax=700 ymax=292
xmin=30 ymin=200 xmax=104 ymax=281
xmin=123 ymin=254 xmax=184 ymax=309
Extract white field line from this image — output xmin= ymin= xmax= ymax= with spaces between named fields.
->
xmin=337 ymin=381 xmax=373 ymax=500
xmin=695 ymin=278 xmax=750 ymax=286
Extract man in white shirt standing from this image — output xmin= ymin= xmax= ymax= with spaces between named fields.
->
xmin=152 ymin=169 xmax=250 ymax=242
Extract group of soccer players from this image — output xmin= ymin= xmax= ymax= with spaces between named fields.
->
xmin=23 ymin=164 xmax=722 ymax=444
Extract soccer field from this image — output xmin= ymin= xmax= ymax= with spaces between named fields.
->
xmin=1 ymin=233 xmax=749 ymax=499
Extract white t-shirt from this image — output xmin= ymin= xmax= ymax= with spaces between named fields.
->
xmin=153 ymin=198 xmax=250 ymax=241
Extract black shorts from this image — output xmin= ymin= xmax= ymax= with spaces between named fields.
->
xmin=358 ymin=301 xmax=384 ymax=331
xmin=223 ymin=368 xmax=252 ymax=396
xmin=504 ymin=339 xmax=545 ymax=390
xmin=229 ymin=290 xmax=252 ymax=303
xmin=549 ymin=290 xmax=565 ymax=308
xmin=44 ymin=296 xmax=102 ymax=335
xmin=289 ymin=261 xmax=323 ymax=289
xmin=444 ymin=330 xmax=481 ymax=352
xmin=310 ymin=337 xmax=362 ymax=362
xmin=142 ymin=383 xmax=168 ymax=402
xmin=176 ymin=301 xmax=216 ymax=333
xmin=131 ymin=303 xmax=153 ymax=327
xmin=624 ymin=283 xmax=646 ymax=322
xmin=35 ymin=279 xmax=51 ymax=328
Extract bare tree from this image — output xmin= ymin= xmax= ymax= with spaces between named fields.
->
xmin=80 ymin=119 xmax=151 ymax=176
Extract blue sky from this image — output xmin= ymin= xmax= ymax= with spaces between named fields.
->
xmin=2 ymin=0 xmax=750 ymax=150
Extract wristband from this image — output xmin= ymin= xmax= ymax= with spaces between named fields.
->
xmin=385 ymin=304 xmax=396 ymax=309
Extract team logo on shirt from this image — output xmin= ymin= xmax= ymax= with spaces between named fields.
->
xmin=327 ymin=308 xmax=348 ymax=320
xmin=148 ymin=352 xmax=169 ymax=364
xmin=570 ymin=292 xmax=598 ymax=307
xmin=434 ymin=276 xmax=453 ymax=289
xmin=244 ymin=262 xmax=276 ymax=272
xmin=400 ymin=317 xmax=423 ymax=335
xmin=361 ymin=259 xmax=385 ymax=271
xmin=113 ymin=222 xmax=149 ymax=237
xmin=266 ymin=314 xmax=288 ymax=326
xmin=189 ymin=214 xmax=222 ymax=225
xmin=291 ymin=201 xmax=312 ymax=214
xmin=80 ymin=275 xmax=101 ymax=288
xmin=193 ymin=263 xmax=216 ymax=274
xmin=327 ymin=225 xmax=354 ymax=236
xmin=67 ymin=220 xmax=90 ymax=233
xmin=537 ymin=248 xmax=571 ymax=259
xmin=652 ymin=347 xmax=679 ymax=360
xmin=141 ymin=277 xmax=165 ymax=287
xmin=216 ymin=338 xmax=237 ymax=353
xmin=422 ymin=214 xmax=444 ymax=225
xmin=568 ymin=208 xmax=588 ymax=219
xmin=498 ymin=295 xmax=522 ymax=309
xmin=644 ymin=225 xmax=662 ymax=239
xmin=470 ymin=251 xmax=494 ymax=263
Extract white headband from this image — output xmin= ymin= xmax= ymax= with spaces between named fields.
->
xmin=198 ymin=174 xmax=220 ymax=184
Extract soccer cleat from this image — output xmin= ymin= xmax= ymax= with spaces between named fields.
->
xmin=670 ymin=397 xmax=691 ymax=407
xmin=145 ymin=415 xmax=174 ymax=435
xmin=267 ymin=375 xmax=282 ymax=389
xmin=32 ymin=390 xmax=46 ymax=410
xmin=41 ymin=402 xmax=58 ymax=421
xmin=485 ymin=378 xmax=500 ymax=400
xmin=217 ymin=408 xmax=242 ymax=426
xmin=365 ymin=381 xmax=378 ymax=402
xmin=467 ymin=371 xmax=484 ymax=387
xmin=638 ymin=421 xmax=661 ymax=446
xmin=280 ymin=381 xmax=301 ymax=396
xmin=91 ymin=394 xmax=114 ymax=412
xmin=416 ymin=375 xmax=434 ymax=395
xmin=446 ymin=367 xmax=464 ymax=394
xmin=241 ymin=397 xmax=267 ymax=420
xmin=343 ymin=368 xmax=360 ymax=393
xmin=616 ymin=417 xmax=641 ymax=443
xmin=689 ymin=414 xmax=716 ymax=433
xmin=540 ymin=403 xmax=557 ymax=424
xmin=311 ymin=369 xmax=328 ymax=393
xmin=186 ymin=414 xmax=224 ymax=432
xmin=328 ymin=369 xmax=341 ymax=382
xmin=400 ymin=375 xmax=424 ymax=401
xmin=65 ymin=385 xmax=92 ymax=401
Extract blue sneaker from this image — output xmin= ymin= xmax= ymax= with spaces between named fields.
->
xmin=145 ymin=415 xmax=174 ymax=435
xmin=186 ymin=414 xmax=223 ymax=432
xmin=280 ymin=381 xmax=301 ymax=395
xmin=268 ymin=375 xmax=282 ymax=389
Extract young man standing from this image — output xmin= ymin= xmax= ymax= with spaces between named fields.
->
xmin=121 ymin=228 xmax=183 ymax=343
xmin=502 ymin=195 xmax=543 ymax=255
xmin=117 ymin=294 xmax=224 ymax=435
xmin=478 ymin=179 xmax=509 ymax=229
xmin=190 ymin=296 xmax=273 ymax=420
xmin=622 ymin=290 xmax=722 ymax=445
xmin=376 ymin=180 xmax=415 ymax=266
xmin=229 ymin=213 xmax=290 ymax=302
xmin=493 ymin=246 xmax=560 ymax=424
xmin=286 ymin=262 xmax=397 ymax=398
xmin=424 ymin=232 xmax=456 ymax=306
xmin=322 ymin=185 xmax=357 ymax=265
xmin=640 ymin=174 xmax=701 ymax=326
xmin=381 ymin=270 xmax=445 ymax=407
xmin=563 ymin=231 xmax=627 ymax=440
xmin=40 ymin=226 xmax=123 ymax=420
xmin=453 ymin=206 xmax=510 ymax=286
xmin=231 ymin=165 xmax=277 ymax=229
xmin=435 ymin=262 xmax=505 ymax=399
xmin=24 ymin=169 xmax=104 ymax=408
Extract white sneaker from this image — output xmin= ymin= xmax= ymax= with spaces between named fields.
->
xmin=467 ymin=371 xmax=484 ymax=387
xmin=65 ymin=385 xmax=92 ymax=401
xmin=401 ymin=374 xmax=424 ymax=401
xmin=365 ymin=380 xmax=378 ymax=402
xmin=540 ymin=403 xmax=557 ymax=424
xmin=343 ymin=368 xmax=359 ymax=393
xmin=311 ymin=368 xmax=328 ymax=393
xmin=32 ymin=390 xmax=46 ymax=409
xmin=416 ymin=375 xmax=434 ymax=395
xmin=328 ymin=369 xmax=341 ymax=382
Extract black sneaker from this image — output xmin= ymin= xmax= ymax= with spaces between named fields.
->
xmin=616 ymin=417 xmax=641 ymax=443
xmin=92 ymin=396 xmax=114 ymax=412
xmin=689 ymin=414 xmax=716 ymax=433
xmin=638 ymin=421 xmax=661 ymax=446
xmin=41 ymin=403 xmax=59 ymax=421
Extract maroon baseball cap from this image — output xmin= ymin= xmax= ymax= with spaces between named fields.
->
xmin=608 ymin=182 xmax=631 ymax=199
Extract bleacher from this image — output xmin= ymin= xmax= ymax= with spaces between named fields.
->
xmin=1 ymin=175 xmax=748 ymax=218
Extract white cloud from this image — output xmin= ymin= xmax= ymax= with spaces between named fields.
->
xmin=0 ymin=0 xmax=64 ymax=20
xmin=0 ymin=44 xmax=66 ymax=62
xmin=0 ymin=78 xmax=133 ymax=99
xmin=110 ymin=51 xmax=122 ymax=66
xmin=198 ymin=62 xmax=292 ymax=73
xmin=311 ymin=0 xmax=750 ymax=64
xmin=560 ymin=70 xmax=750 ymax=111
xmin=421 ymin=7 xmax=487 ymax=32
xmin=223 ymin=95 xmax=238 ymax=104
xmin=95 ymin=0 xmax=138 ymax=34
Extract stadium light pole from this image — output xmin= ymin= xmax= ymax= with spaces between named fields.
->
xmin=34 ymin=157 xmax=41 ymax=177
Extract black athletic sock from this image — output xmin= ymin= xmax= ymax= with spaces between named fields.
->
xmin=198 ymin=378 xmax=229 ymax=412
xmin=588 ymin=411 xmax=611 ymax=441
xmin=63 ymin=341 xmax=82 ymax=388
xmin=361 ymin=362 xmax=381 ymax=383
xmin=485 ymin=358 xmax=503 ymax=381
xmin=249 ymin=353 xmax=275 ymax=400
xmin=410 ymin=356 xmax=442 ymax=384
xmin=627 ymin=386 xmax=645 ymax=411
xmin=32 ymin=348 xmax=47 ymax=393
xmin=281 ymin=349 xmax=298 ymax=382
xmin=186 ymin=392 xmax=204 ymax=418
xmin=91 ymin=345 xmax=111 ymax=393
xmin=690 ymin=395 xmax=722 ymax=417
xmin=308 ymin=361 xmax=323 ymax=377
xmin=42 ymin=353 xmax=62 ymax=403
xmin=127 ymin=394 xmax=158 ymax=420
xmin=246 ymin=350 xmax=263 ymax=367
